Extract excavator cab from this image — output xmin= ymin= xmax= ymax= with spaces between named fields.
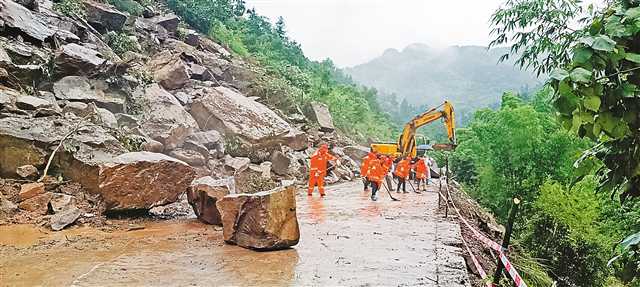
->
xmin=415 ymin=134 xmax=431 ymax=157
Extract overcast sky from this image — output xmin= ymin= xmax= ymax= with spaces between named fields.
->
xmin=244 ymin=0 xmax=507 ymax=67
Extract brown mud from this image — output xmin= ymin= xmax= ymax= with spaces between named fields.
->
xmin=0 ymin=181 xmax=469 ymax=286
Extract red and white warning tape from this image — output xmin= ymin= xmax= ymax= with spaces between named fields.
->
xmin=459 ymin=230 xmax=493 ymax=287
xmin=439 ymin=180 xmax=527 ymax=287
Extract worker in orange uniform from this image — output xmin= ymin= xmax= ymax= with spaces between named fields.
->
xmin=394 ymin=156 xmax=411 ymax=193
xmin=360 ymin=151 xmax=377 ymax=191
xmin=308 ymin=144 xmax=338 ymax=197
xmin=366 ymin=155 xmax=385 ymax=201
xmin=414 ymin=157 xmax=428 ymax=191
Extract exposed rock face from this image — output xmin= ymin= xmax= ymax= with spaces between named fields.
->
xmin=189 ymin=87 xmax=291 ymax=145
xmin=84 ymin=1 xmax=127 ymax=32
xmin=136 ymin=84 xmax=199 ymax=150
xmin=216 ymin=185 xmax=299 ymax=250
xmin=54 ymin=44 xmax=110 ymax=77
xmin=0 ymin=0 xmax=54 ymax=42
xmin=307 ymin=102 xmax=335 ymax=132
xmin=19 ymin=182 xmax=44 ymax=201
xmin=98 ymin=152 xmax=195 ymax=210
xmin=187 ymin=176 xmax=233 ymax=225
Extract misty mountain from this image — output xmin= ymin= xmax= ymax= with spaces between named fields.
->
xmin=344 ymin=43 xmax=541 ymax=124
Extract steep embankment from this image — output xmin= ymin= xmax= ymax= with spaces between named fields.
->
xmin=0 ymin=0 xmax=366 ymax=227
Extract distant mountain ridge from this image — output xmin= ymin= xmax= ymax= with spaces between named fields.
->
xmin=344 ymin=43 xmax=541 ymax=122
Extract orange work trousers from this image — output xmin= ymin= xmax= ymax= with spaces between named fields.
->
xmin=308 ymin=174 xmax=325 ymax=195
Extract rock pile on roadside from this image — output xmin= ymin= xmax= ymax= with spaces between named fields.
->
xmin=0 ymin=0 xmax=367 ymax=231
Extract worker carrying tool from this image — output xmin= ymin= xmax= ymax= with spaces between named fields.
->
xmin=360 ymin=151 xmax=377 ymax=191
xmin=394 ymin=156 xmax=411 ymax=193
xmin=308 ymin=144 xmax=338 ymax=197
xmin=366 ymin=154 xmax=385 ymax=201
xmin=414 ymin=157 xmax=429 ymax=191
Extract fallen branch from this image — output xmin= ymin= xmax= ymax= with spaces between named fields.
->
xmin=38 ymin=113 xmax=95 ymax=182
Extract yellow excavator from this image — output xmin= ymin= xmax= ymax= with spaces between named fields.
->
xmin=371 ymin=101 xmax=456 ymax=157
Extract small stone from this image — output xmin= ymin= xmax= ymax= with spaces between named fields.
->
xmin=19 ymin=182 xmax=44 ymax=201
xmin=50 ymin=206 xmax=81 ymax=231
xmin=16 ymin=165 xmax=38 ymax=178
xmin=49 ymin=193 xmax=74 ymax=213
xmin=224 ymin=156 xmax=250 ymax=172
xmin=141 ymin=139 xmax=164 ymax=153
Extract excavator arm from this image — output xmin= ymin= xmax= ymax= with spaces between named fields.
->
xmin=397 ymin=101 xmax=456 ymax=157
xmin=371 ymin=101 xmax=456 ymax=158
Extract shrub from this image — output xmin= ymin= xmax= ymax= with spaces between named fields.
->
xmin=53 ymin=0 xmax=86 ymax=17
xmin=209 ymin=20 xmax=248 ymax=56
xmin=108 ymin=0 xmax=144 ymax=16
xmin=105 ymin=32 xmax=138 ymax=56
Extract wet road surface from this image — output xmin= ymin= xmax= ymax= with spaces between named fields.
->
xmin=0 ymin=181 xmax=470 ymax=286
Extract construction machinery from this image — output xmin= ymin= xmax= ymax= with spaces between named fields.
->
xmin=371 ymin=101 xmax=456 ymax=157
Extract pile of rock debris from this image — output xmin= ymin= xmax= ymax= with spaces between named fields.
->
xmin=0 ymin=0 xmax=371 ymax=249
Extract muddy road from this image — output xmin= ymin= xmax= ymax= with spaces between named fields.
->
xmin=0 ymin=181 xmax=470 ymax=286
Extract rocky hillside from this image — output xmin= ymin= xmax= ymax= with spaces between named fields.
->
xmin=0 ymin=0 xmax=367 ymax=228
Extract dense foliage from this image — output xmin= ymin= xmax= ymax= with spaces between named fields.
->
xmin=166 ymin=0 xmax=395 ymax=141
xmin=450 ymin=91 xmax=640 ymax=286
xmin=492 ymin=0 xmax=640 ymax=281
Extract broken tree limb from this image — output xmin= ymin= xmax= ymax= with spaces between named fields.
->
xmin=38 ymin=113 xmax=95 ymax=182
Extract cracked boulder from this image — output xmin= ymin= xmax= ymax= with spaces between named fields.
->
xmin=306 ymin=102 xmax=335 ymax=132
xmin=98 ymin=152 xmax=195 ymax=210
xmin=136 ymin=84 xmax=199 ymax=150
xmin=216 ymin=184 xmax=299 ymax=250
xmin=187 ymin=176 xmax=234 ymax=225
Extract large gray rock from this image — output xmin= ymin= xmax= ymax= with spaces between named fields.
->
xmin=98 ymin=152 xmax=196 ymax=210
xmin=53 ymin=76 xmax=125 ymax=113
xmin=283 ymin=129 xmax=308 ymax=151
xmin=216 ymin=185 xmax=299 ymax=250
xmin=84 ymin=0 xmax=127 ymax=32
xmin=189 ymin=87 xmax=291 ymax=145
xmin=306 ymin=102 xmax=335 ymax=132
xmin=50 ymin=206 xmax=81 ymax=231
xmin=54 ymin=44 xmax=108 ymax=76
xmin=0 ymin=0 xmax=54 ymax=42
xmin=152 ymin=14 xmax=179 ymax=33
xmin=15 ymin=96 xmax=51 ymax=110
xmin=136 ymin=84 xmax=199 ymax=150
xmin=270 ymin=151 xmax=291 ymax=176
xmin=187 ymin=176 xmax=233 ymax=225
xmin=343 ymin=145 xmax=370 ymax=165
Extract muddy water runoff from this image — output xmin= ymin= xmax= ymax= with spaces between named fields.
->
xmin=1 ymin=181 xmax=469 ymax=286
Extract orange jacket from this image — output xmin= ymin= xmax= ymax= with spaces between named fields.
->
xmin=310 ymin=148 xmax=337 ymax=177
xmin=415 ymin=158 xmax=427 ymax=179
xmin=360 ymin=152 xmax=376 ymax=177
xmin=366 ymin=158 xmax=385 ymax=184
xmin=394 ymin=158 xmax=411 ymax=179
xmin=382 ymin=156 xmax=393 ymax=173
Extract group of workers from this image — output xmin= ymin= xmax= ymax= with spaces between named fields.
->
xmin=360 ymin=151 xmax=431 ymax=201
xmin=307 ymin=144 xmax=433 ymax=201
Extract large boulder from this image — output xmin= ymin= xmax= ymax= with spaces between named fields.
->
xmin=152 ymin=14 xmax=179 ymax=33
xmin=189 ymin=87 xmax=291 ymax=145
xmin=187 ymin=176 xmax=234 ymax=225
xmin=306 ymin=102 xmax=335 ymax=132
xmin=283 ymin=129 xmax=308 ymax=151
xmin=270 ymin=151 xmax=291 ymax=176
xmin=343 ymin=145 xmax=370 ymax=165
xmin=83 ymin=0 xmax=127 ymax=32
xmin=98 ymin=152 xmax=195 ymax=210
xmin=16 ymin=95 xmax=51 ymax=110
xmin=54 ymin=44 xmax=109 ymax=76
xmin=53 ymin=76 xmax=125 ymax=113
xmin=0 ymin=0 xmax=54 ymax=42
xmin=216 ymin=184 xmax=299 ymax=250
xmin=147 ymin=51 xmax=190 ymax=90
xmin=136 ymin=84 xmax=199 ymax=150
